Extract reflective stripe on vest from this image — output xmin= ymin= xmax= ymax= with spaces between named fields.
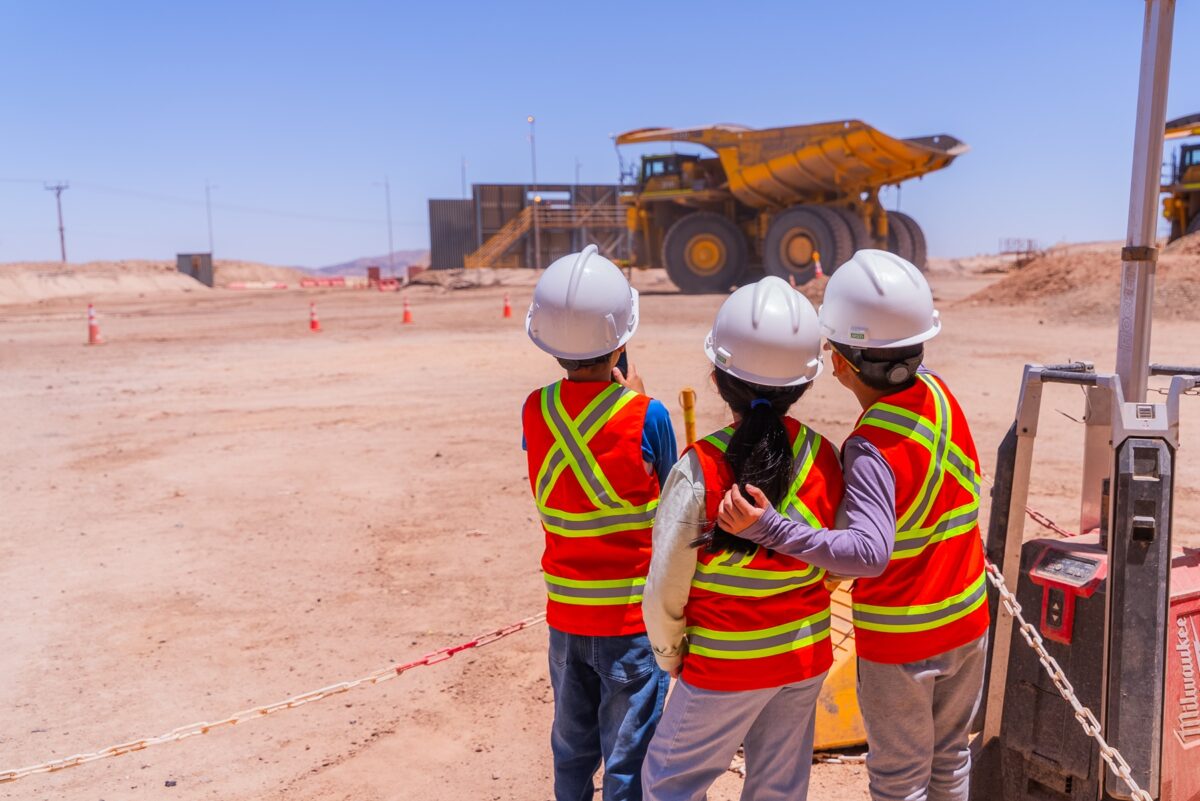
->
xmin=858 ymin=373 xmax=981 ymax=561
xmin=534 ymin=382 xmax=658 ymax=538
xmin=544 ymin=572 xmax=645 ymax=606
xmin=852 ymin=571 xmax=987 ymax=633
xmin=700 ymin=423 xmax=824 ymax=529
xmin=686 ymin=607 xmax=832 ymax=660
xmin=692 ymin=548 xmax=823 ymax=598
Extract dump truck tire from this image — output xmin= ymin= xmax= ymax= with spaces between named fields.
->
xmin=828 ymin=206 xmax=872 ymax=252
xmin=662 ymin=212 xmax=748 ymax=293
xmin=886 ymin=211 xmax=914 ymax=263
xmin=887 ymin=211 xmax=928 ymax=270
xmin=764 ymin=205 xmax=853 ymax=284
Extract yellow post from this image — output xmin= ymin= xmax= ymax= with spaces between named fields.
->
xmin=678 ymin=388 xmax=697 ymax=445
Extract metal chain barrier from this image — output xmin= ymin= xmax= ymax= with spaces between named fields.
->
xmin=0 ymin=612 xmax=547 ymax=785
xmin=983 ymin=561 xmax=1152 ymax=801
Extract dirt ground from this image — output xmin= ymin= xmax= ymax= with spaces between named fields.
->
xmin=3 ymin=267 xmax=1199 ymax=801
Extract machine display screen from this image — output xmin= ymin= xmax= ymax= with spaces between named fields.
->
xmin=1033 ymin=552 xmax=1101 ymax=587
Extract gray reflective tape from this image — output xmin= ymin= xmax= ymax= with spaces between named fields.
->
xmin=703 ymin=428 xmax=734 ymax=450
xmin=536 ymin=449 xmax=564 ymax=500
xmin=861 ymin=408 xmax=937 ymax=444
xmin=852 ymin=577 xmax=987 ymax=627
xmin=539 ymin=505 xmax=657 ymax=531
xmin=688 ymin=614 xmax=832 ymax=653
xmin=692 ymin=569 xmax=821 ymax=593
xmin=945 ymin=447 xmax=979 ymax=495
xmin=536 ymin=386 xmax=629 ymax=501
xmin=544 ymin=388 xmax=621 ymax=508
xmin=544 ymin=579 xmax=644 ymax=599
xmin=903 ymin=381 xmax=951 ymax=529
xmin=893 ymin=504 xmax=979 ymax=556
xmin=577 ymin=386 xmax=631 ymax=436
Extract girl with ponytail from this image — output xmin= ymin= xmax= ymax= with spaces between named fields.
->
xmin=641 ymin=276 xmax=845 ymax=801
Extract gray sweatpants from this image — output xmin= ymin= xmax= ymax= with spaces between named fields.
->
xmin=641 ymin=672 xmax=826 ymax=801
xmin=857 ymin=635 xmax=987 ymax=801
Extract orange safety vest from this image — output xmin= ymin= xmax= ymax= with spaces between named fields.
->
xmin=683 ymin=418 xmax=843 ymax=691
xmin=849 ymin=372 xmax=989 ymax=664
xmin=523 ymin=380 xmax=661 ymax=637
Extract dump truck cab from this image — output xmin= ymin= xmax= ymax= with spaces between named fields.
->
xmin=1162 ymin=113 xmax=1200 ymax=241
xmin=639 ymin=154 xmax=699 ymax=193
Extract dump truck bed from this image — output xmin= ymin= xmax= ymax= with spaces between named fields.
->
xmin=617 ymin=120 xmax=967 ymax=209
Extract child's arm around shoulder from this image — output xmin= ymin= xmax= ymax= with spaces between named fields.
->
xmin=718 ymin=437 xmax=896 ymax=578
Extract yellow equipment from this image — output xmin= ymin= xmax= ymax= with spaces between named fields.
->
xmin=1162 ymin=112 xmax=1200 ymax=242
xmin=815 ymin=585 xmax=868 ymax=751
xmin=616 ymin=121 xmax=967 ymax=293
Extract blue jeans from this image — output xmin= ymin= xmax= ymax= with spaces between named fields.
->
xmin=548 ymin=626 xmax=669 ymax=801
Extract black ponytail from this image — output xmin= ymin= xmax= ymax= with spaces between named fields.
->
xmin=692 ymin=369 xmax=809 ymax=553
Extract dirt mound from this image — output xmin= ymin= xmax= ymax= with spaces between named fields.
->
xmin=0 ymin=260 xmax=203 ymax=306
xmin=1165 ymin=231 xmax=1200 ymax=256
xmin=213 ymin=260 xmax=310 ymax=286
xmin=0 ymin=259 xmax=314 ymax=305
xmin=962 ymin=246 xmax=1200 ymax=319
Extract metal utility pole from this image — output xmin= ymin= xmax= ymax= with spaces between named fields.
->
xmin=528 ymin=115 xmax=541 ymax=269
xmin=383 ymin=175 xmax=396 ymax=279
xmin=44 ymin=182 xmax=68 ymax=262
xmin=1114 ymin=0 xmax=1176 ymax=404
xmin=204 ymin=181 xmax=216 ymax=254
xmin=461 ymin=157 xmax=468 ymax=200
xmin=575 ymin=157 xmax=581 ymax=188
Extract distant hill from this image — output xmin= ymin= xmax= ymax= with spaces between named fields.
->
xmin=314 ymin=250 xmax=429 ymax=276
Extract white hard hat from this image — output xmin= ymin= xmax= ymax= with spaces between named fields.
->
xmin=819 ymin=249 xmax=940 ymax=348
xmin=526 ymin=245 xmax=639 ymax=360
xmin=704 ymin=276 xmax=823 ymax=387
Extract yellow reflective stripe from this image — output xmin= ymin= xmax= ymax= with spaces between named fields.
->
xmin=852 ymin=571 xmax=987 ymax=633
xmin=890 ymin=499 xmax=980 ymax=560
xmin=692 ymin=551 xmax=825 ymax=597
xmin=544 ymin=572 xmax=646 ymax=606
xmin=686 ymin=608 xmax=832 ymax=659
xmin=780 ymin=425 xmax=822 ymax=527
xmin=539 ymin=500 xmax=659 ymax=538
xmin=701 ymin=427 xmax=735 ymax=452
xmin=534 ymin=383 xmax=623 ymax=503
xmin=548 ymin=383 xmax=627 ymax=510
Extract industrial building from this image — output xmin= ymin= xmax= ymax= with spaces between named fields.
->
xmin=428 ymin=183 xmax=630 ymax=270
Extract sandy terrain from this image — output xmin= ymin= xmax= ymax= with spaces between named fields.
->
xmin=0 ymin=260 xmax=313 ymax=306
xmin=2 ymin=264 xmax=1200 ymax=801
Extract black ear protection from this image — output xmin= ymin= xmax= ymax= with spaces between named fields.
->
xmin=832 ymin=342 xmax=923 ymax=390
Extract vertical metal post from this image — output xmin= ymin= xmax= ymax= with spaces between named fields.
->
xmin=44 ymin=182 xmax=69 ymax=263
xmin=1114 ymin=0 xmax=1175 ymax=403
xmin=204 ymin=181 xmax=215 ymax=255
xmin=528 ymin=115 xmax=541 ymax=269
xmin=461 ymin=157 xmax=468 ymax=200
xmin=383 ymin=175 xmax=396 ymax=279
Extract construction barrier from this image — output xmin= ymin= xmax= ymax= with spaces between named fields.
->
xmin=0 ymin=612 xmax=546 ymax=785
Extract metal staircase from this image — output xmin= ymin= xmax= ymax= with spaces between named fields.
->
xmin=464 ymin=202 xmax=626 ymax=268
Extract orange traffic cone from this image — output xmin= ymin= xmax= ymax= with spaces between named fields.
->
xmin=402 ymin=295 xmax=413 ymax=325
xmin=814 ymin=251 xmax=825 ymax=279
xmin=503 ymin=293 xmax=513 ymax=319
xmin=86 ymin=303 xmax=104 ymax=345
xmin=309 ymin=302 xmax=322 ymax=333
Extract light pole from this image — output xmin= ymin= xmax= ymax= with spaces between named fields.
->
xmin=44 ymin=182 xmax=68 ymax=262
xmin=204 ymin=180 xmax=216 ymax=254
xmin=382 ymin=176 xmax=397 ymax=280
xmin=528 ymin=115 xmax=541 ymax=269
xmin=461 ymin=157 xmax=468 ymax=200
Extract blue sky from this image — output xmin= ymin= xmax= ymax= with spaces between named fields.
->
xmin=2 ymin=1 xmax=1197 ymax=267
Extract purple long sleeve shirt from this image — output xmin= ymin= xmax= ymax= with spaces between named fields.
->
xmin=740 ymin=436 xmax=896 ymax=577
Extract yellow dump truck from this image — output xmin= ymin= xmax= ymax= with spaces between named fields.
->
xmin=616 ymin=121 xmax=967 ymax=292
xmin=1164 ymin=113 xmax=1200 ymax=242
